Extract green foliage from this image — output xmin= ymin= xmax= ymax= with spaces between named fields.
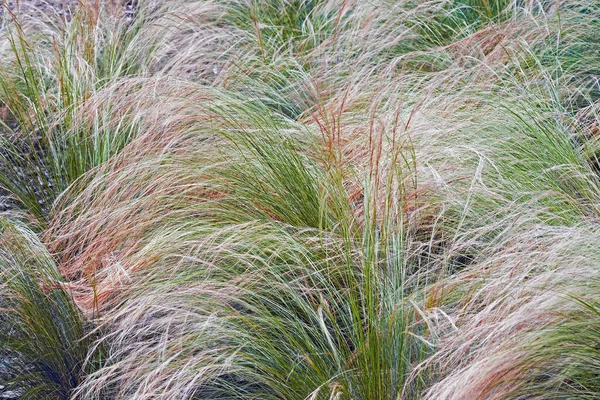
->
xmin=226 ymin=0 xmax=335 ymax=55
xmin=0 ymin=0 xmax=600 ymax=399
xmin=0 ymin=218 xmax=100 ymax=399
xmin=408 ymin=0 xmax=516 ymax=48
xmin=0 ymin=3 xmax=150 ymax=222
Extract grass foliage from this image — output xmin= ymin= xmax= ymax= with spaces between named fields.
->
xmin=0 ymin=218 xmax=98 ymax=398
xmin=0 ymin=0 xmax=599 ymax=399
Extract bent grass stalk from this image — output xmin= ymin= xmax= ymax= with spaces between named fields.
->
xmin=0 ymin=0 xmax=599 ymax=399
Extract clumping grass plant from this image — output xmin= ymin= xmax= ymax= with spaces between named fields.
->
xmin=0 ymin=217 xmax=99 ymax=399
xmin=1 ymin=0 xmax=600 ymax=399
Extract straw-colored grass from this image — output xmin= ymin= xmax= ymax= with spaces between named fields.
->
xmin=0 ymin=0 xmax=599 ymax=399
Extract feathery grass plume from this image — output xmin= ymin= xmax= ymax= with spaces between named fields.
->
xmin=2 ymin=0 xmax=600 ymax=398
xmin=421 ymin=220 xmax=600 ymax=400
xmin=46 ymin=64 xmax=428 ymax=307
xmin=65 ymin=210 xmax=433 ymax=398
xmin=449 ymin=82 xmax=600 ymax=226
xmin=72 ymin=221 xmax=430 ymax=399
xmin=0 ymin=217 xmax=100 ymax=399
xmin=399 ymin=26 xmax=600 ymax=249
xmin=534 ymin=1 xmax=600 ymax=111
xmin=375 ymin=3 xmax=600 ymax=396
xmin=42 ymin=67 xmax=437 ymax=398
xmin=0 ymin=0 xmax=164 ymax=223
xmin=506 ymin=294 xmax=600 ymax=399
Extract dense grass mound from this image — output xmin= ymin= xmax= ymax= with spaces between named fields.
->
xmin=0 ymin=0 xmax=599 ymax=399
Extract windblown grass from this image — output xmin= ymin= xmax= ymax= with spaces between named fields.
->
xmin=0 ymin=217 xmax=98 ymax=399
xmin=0 ymin=0 xmax=600 ymax=399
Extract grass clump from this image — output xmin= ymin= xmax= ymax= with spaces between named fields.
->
xmin=0 ymin=217 xmax=99 ymax=399
xmin=1 ymin=0 xmax=600 ymax=399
